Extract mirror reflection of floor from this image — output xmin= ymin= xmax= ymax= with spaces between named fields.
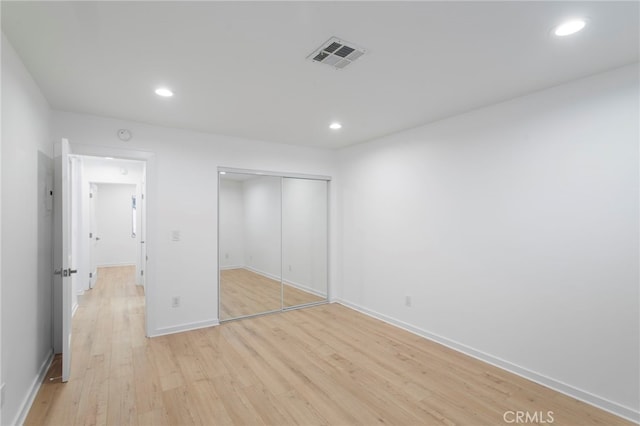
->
xmin=220 ymin=268 xmax=325 ymax=320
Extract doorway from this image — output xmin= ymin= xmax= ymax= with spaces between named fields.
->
xmin=70 ymin=156 xmax=147 ymax=302
xmin=91 ymin=183 xmax=139 ymax=276
xmin=54 ymin=140 xmax=155 ymax=383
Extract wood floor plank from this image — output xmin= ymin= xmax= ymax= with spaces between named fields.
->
xmin=25 ymin=265 xmax=635 ymax=426
xmin=220 ymin=268 xmax=324 ymax=320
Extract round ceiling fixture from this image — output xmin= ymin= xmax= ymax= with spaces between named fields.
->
xmin=329 ymin=122 xmax=342 ymax=130
xmin=554 ymin=19 xmax=586 ymax=36
xmin=117 ymin=129 xmax=132 ymax=141
xmin=155 ymin=87 xmax=174 ymax=97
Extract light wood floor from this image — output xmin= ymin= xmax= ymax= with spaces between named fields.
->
xmin=220 ymin=268 xmax=325 ymax=320
xmin=27 ymin=266 xmax=632 ymax=426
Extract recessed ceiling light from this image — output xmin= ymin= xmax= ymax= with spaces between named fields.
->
xmin=220 ymin=171 xmax=226 ymax=175
xmin=155 ymin=87 xmax=174 ymax=97
xmin=329 ymin=122 xmax=342 ymax=130
xmin=105 ymin=157 xmax=114 ymax=160
xmin=554 ymin=19 xmax=586 ymax=36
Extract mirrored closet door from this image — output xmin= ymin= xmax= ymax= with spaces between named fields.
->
xmin=218 ymin=170 xmax=329 ymax=322
xmin=282 ymin=178 xmax=328 ymax=308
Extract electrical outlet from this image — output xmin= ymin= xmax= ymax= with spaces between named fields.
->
xmin=171 ymin=230 xmax=181 ymax=242
xmin=288 ymin=265 xmax=292 ymax=272
xmin=405 ymin=295 xmax=412 ymax=307
xmin=225 ymin=253 xmax=229 ymax=259
xmin=171 ymin=296 xmax=181 ymax=308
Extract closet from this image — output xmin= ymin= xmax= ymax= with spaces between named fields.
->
xmin=218 ymin=169 xmax=329 ymax=321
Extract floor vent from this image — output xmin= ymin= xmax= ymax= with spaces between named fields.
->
xmin=307 ymin=37 xmax=366 ymax=70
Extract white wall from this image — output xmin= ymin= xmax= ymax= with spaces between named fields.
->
xmin=51 ymin=110 xmax=337 ymax=336
xmin=338 ymin=64 xmax=639 ymax=420
xmin=219 ymin=179 xmax=245 ymax=269
xmin=1 ymin=33 xmax=53 ymax=426
xmin=283 ymin=178 xmax=328 ymax=295
xmin=243 ymin=176 xmax=282 ymax=279
xmin=94 ymin=183 xmax=138 ymax=267
xmin=82 ymin=156 xmax=144 ymax=184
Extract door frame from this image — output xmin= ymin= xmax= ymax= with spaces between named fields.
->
xmin=65 ymin=143 xmax=156 ymax=337
xmin=88 ymin=183 xmax=98 ymax=289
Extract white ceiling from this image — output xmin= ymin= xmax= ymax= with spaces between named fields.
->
xmin=2 ymin=1 xmax=638 ymax=149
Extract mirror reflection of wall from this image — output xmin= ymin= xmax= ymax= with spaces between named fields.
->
xmin=219 ymin=174 xmax=281 ymax=320
xmin=282 ymin=178 xmax=327 ymax=308
xmin=219 ymin=171 xmax=329 ymax=322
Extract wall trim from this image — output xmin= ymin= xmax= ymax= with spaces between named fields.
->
xmin=244 ymin=265 xmax=280 ymax=282
xmin=333 ymin=299 xmax=640 ymax=424
xmin=227 ymin=265 xmax=326 ymax=298
xmin=149 ymin=318 xmax=219 ymax=338
xmin=13 ymin=349 xmax=54 ymax=426
xmin=72 ymin=303 xmax=79 ymax=318
xmin=220 ymin=265 xmax=243 ymax=271
xmin=96 ymin=262 xmax=137 ymax=268
xmin=283 ymin=279 xmax=326 ymax=298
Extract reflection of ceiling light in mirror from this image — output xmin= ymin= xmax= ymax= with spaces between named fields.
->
xmin=220 ymin=171 xmax=226 ymax=175
xmin=329 ymin=122 xmax=342 ymax=130
xmin=105 ymin=157 xmax=114 ymax=160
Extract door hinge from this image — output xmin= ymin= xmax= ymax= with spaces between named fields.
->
xmin=89 ymin=272 xmax=93 ymax=278
xmin=89 ymin=193 xmax=93 ymax=198
xmin=141 ymin=194 xmax=145 ymax=200
xmin=89 ymin=232 xmax=93 ymax=239
xmin=141 ymin=270 xmax=144 ymax=276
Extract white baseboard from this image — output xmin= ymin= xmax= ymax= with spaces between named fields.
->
xmin=244 ymin=265 xmax=280 ymax=282
xmin=96 ymin=262 xmax=136 ymax=268
xmin=149 ymin=318 xmax=220 ymax=338
xmin=220 ymin=265 xmax=243 ymax=271
xmin=13 ymin=349 xmax=54 ymax=426
xmin=238 ymin=266 xmax=327 ymax=298
xmin=283 ymin=279 xmax=326 ymax=298
xmin=334 ymin=298 xmax=640 ymax=424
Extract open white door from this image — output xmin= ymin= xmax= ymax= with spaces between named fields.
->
xmin=53 ymin=138 xmax=73 ymax=382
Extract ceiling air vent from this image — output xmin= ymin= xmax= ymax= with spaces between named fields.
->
xmin=307 ymin=37 xmax=366 ymax=70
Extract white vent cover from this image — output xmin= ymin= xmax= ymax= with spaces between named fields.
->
xmin=307 ymin=37 xmax=366 ymax=70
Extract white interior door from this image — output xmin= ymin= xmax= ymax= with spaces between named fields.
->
xmin=53 ymin=138 xmax=74 ymax=382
